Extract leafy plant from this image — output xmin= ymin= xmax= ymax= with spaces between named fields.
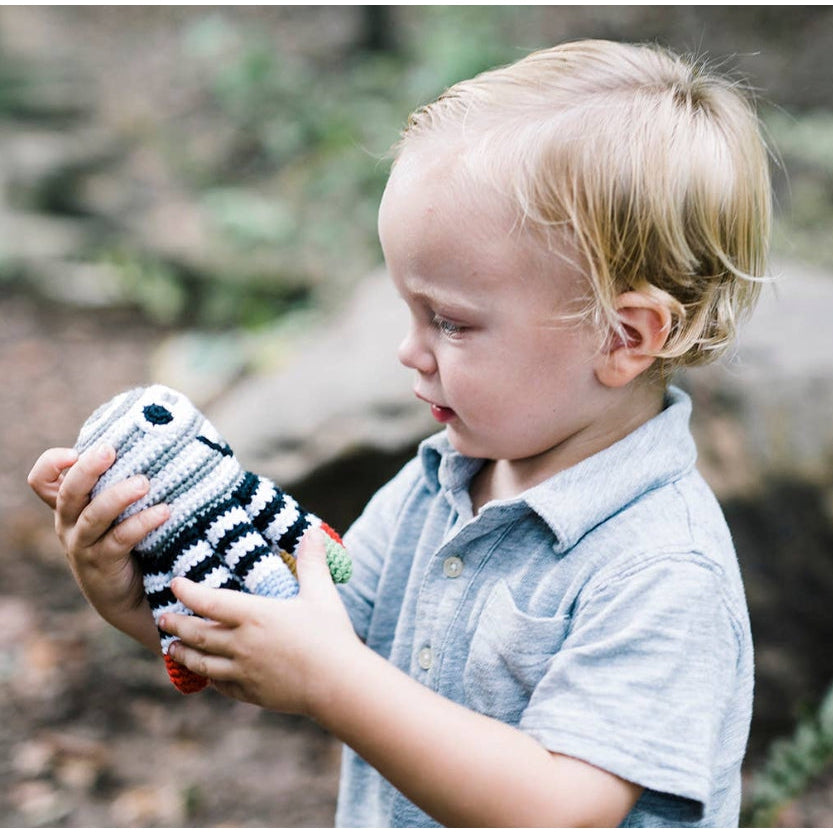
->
xmin=764 ymin=108 xmax=833 ymax=269
xmin=742 ymin=682 xmax=833 ymax=826
xmin=165 ymin=8 xmax=532 ymax=325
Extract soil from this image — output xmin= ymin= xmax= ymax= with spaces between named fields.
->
xmin=0 ymin=294 xmax=341 ymax=827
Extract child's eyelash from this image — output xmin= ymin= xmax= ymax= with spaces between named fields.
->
xmin=431 ymin=314 xmax=464 ymax=337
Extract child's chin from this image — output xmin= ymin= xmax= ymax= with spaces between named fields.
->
xmin=445 ymin=427 xmax=489 ymax=459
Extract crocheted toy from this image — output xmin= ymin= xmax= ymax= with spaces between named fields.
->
xmin=74 ymin=384 xmax=351 ymax=694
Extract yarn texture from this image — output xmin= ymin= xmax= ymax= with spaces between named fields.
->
xmin=74 ymin=384 xmax=352 ymax=694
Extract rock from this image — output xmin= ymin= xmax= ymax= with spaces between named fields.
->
xmin=211 ymin=257 xmax=833 ymax=495
xmin=151 ymin=330 xmax=253 ymax=408
xmin=110 ymin=784 xmax=186 ymax=827
xmin=205 ymin=260 xmax=833 ymax=750
xmin=207 ymin=268 xmax=435 ymax=489
xmin=684 ymin=258 xmax=833 ymax=496
xmin=680 ymin=260 xmax=833 ymax=758
xmin=0 ymin=209 xmax=90 ymax=265
xmin=22 ymin=259 xmax=130 ymax=309
xmin=0 ymin=126 xmax=118 ymax=212
xmin=204 ymin=257 xmax=833 ymax=532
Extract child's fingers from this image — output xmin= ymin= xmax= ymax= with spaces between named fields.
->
xmin=296 ymin=529 xmax=337 ymax=595
xmin=105 ymin=503 xmax=170 ymax=555
xmin=55 ymin=443 xmax=116 ymax=524
xmin=170 ymin=577 xmax=252 ymax=626
xmin=166 ymin=640 xmax=238 ymax=682
xmin=27 ymin=448 xmax=79 ymax=509
xmin=160 ymin=612 xmax=235 ymax=658
xmin=72 ymin=474 xmax=151 ymax=549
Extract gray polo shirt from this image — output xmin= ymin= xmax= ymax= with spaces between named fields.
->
xmin=335 ymin=387 xmax=753 ymax=827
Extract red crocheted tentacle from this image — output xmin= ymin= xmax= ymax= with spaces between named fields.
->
xmin=320 ymin=522 xmax=343 ymax=545
xmin=164 ymin=652 xmax=209 ymax=694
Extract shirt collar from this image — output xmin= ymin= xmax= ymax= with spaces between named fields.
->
xmin=418 ymin=386 xmax=697 ymax=553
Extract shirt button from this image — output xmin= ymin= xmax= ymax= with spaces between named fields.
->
xmin=443 ymin=556 xmax=463 ymax=578
xmin=417 ymin=646 xmax=433 ymax=670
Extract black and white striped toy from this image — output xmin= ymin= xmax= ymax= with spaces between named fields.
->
xmin=75 ymin=384 xmax=352 ymax=694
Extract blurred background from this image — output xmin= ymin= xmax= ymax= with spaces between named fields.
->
xmin=2 ymin=6 xmax=832 ymax=827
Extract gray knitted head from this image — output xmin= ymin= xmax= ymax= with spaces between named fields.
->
xmin=75 ymin=384 xmax=244 ymax=555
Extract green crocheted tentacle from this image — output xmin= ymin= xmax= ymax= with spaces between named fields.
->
xmin=324 ymin=537 xmax=353 ymax=584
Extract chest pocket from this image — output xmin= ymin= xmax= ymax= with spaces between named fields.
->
xmin=463 ymin=580 xmax=570 ymax=725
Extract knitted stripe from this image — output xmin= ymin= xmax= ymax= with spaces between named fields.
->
xmin=264 ymin=499 xmax=303 ymax=546
xmin=140 ymin=466 xmax=241 ymax=555
xmin=232 ymin=470 xmax=260 ymax=507
xmin=245 ymin=554 xmax=300 ymax=598
xmin=245 ymin=475 xmax=278 ymax=516
xmin=75 ymin=388 xmax=143 ymax=454
xmin=141 ymin=490 xmax=244 ymax=572
xmin=250 ymin=486 xmax=292 ymax=533
xmin=223 ymin=530 xmax=272 ymax=574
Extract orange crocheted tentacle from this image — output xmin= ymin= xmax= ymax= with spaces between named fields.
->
xmin=164 ymin=652 xmax=209 ymax=694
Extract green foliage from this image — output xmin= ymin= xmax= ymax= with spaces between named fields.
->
xmin=742 ymin=682 xmax=833 ymax=826
xmin=765 ymin=108 xmax=833 ymax=270
xmin=99 ymin=248 xmax=310 ymax=329
xmin=200 ymin=188 xmax=298 ymax=250
xmin=403 ymin=6 xmax=525 ymax=96
xmin=766 ymin=110 xmax=833 ymax=177
xmin=2 ymin=9 xmax=541 ymax=328
xmin=162 ymin=9 xmax=534 ymax=327
xmin=102 ymin=250 xmax=188 ymax=326
xmin=0 ymin=52 xmax=86 ymax=123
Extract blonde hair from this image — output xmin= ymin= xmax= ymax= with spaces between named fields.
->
xmin=397 ymin=40 xmax=772 ymax=372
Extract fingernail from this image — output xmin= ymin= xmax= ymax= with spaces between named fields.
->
xmin=131 ymin=475 xmax=149 ymax=493
xmin=97 ymin=442 xmax=113 ymax=460
xmin=301 ymin=527 xmax=325 ymax=553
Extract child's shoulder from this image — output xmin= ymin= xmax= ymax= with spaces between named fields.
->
xmin=573 ymin=462 xmax=749 ymax=632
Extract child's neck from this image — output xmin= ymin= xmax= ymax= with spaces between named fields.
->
xmin=470 ymin=384 xmax=666 ymax=514
xmin=470 ymin=456 xmax=570 ymax=515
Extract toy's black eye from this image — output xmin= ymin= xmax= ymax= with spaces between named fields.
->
xmin=143 ymin=403 xmax=174 ymax=425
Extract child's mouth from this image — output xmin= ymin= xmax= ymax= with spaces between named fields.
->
xmin=430 ymin=403 xmax=456 ymax=423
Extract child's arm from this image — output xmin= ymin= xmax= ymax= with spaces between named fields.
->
xmin=161 ymin=531 xmax=642 ymax=827
xmin=27 ymin=445 xmax=167 ymax=655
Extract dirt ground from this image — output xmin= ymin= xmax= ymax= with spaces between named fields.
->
xmin=0 ymin=294 xmax=341 ymax=827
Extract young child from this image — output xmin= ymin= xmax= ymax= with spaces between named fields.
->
xmin=28 ymin=39 xmax=771 ymax=827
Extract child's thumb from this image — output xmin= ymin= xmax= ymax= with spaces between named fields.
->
xmin=296 ymin=528 xmax=336 ymax=597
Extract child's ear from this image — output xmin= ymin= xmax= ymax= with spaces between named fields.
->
xmin=595 ymin=291 xmax=672 ymax=388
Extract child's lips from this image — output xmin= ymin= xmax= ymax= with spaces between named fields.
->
xmin=416 ymin=393 xmax=456 ymax=423
xmin=430 ymin=403 xmax=456 ymax=423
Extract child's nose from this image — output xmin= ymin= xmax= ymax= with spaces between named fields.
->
xmin=397 ymin=325 xmax=437 ymax=375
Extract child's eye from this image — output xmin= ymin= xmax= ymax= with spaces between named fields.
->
xmin=431 ymin=314 xmax=465 ymax=338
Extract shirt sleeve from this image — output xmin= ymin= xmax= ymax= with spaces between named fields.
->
xmin=519 ymin=552 xmax=742 ymax=809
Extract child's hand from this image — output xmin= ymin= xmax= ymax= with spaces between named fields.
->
xmin=27 ymin=445 xmax=167 ymax=652
xmin=161 ymin=529 xmax=361 ymax=715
